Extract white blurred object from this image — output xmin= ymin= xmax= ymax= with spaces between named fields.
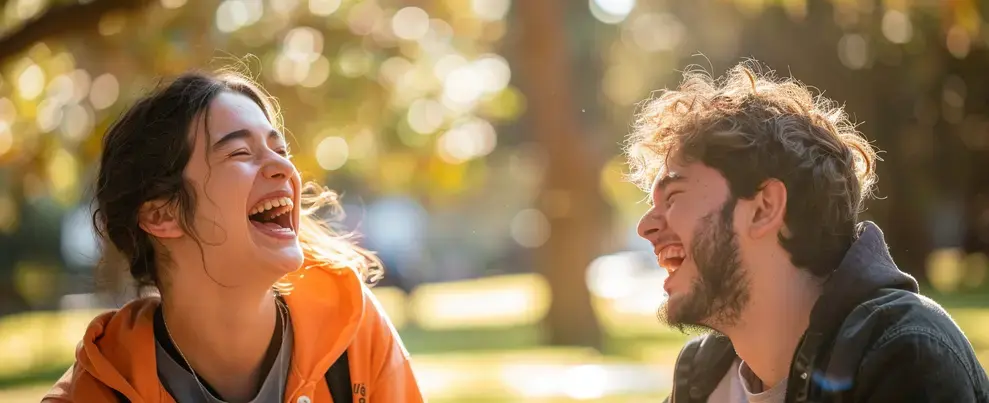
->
xmin=499 ymin=362 xmax=670 ymax=398
xmin=586 ymin=251 xmax=665 ymax=300
xmin=471 ymin=0 xmax=511 ymax=21
xmin=61 ymin=205 xmax=100 ymax=269
xmin=60 ymin=293 xmax=102 ymax=310
xmin=590 ymin=0 xmax=635 ymax=24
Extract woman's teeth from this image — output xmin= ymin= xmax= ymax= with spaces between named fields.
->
xmin=250 ymin=197 xmax=294 ymax=216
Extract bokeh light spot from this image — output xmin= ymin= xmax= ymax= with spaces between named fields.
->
xmin=881 ymin=10 xmax=912 ymax=44
xmin=838 ymin=33 xmax=868 ymax=69
xmin=18 ymin=64 xmax=45 ymax=100
xmin=510 ymin=208 xmax=551 ymax=248
xmin=590 ymin=0 xmax=635 ymax=24
xmin=308 ymin=0 xmax=341 ymax=16
xmin=392 ymin=7 xmax=431 ymax=41
xmin=160 ymin=0 xmax=188 ymax=9
xmin=316 ymin=136 xmax=349 ymax=170
xmin=89 ymin=74 xmax=119 ymax=110
xmin=471 ymin=0 xmax=511 ymax=21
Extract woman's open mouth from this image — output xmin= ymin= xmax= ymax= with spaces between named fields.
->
xmin=248 ymin=196 xmax=296 ymax=239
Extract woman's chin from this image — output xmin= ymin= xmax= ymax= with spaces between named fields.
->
xmin=258 ymin=247 xmax=306 ymax=276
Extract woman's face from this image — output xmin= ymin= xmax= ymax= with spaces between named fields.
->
xmin=181 ymin=91 xmax=304 ymax=284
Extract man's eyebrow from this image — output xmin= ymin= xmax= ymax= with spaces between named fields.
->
xmin=655 ymin=172 xmax=687 ymax=191
xmin=211 ymin=129 xmax=283 ymax=151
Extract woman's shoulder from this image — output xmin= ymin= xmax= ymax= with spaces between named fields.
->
xmin=43 ymin=362 xmax=123 ymax=403
xmin=45 ymin=298 xmax=161 ymax=403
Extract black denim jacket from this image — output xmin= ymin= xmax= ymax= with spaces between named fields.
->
xmin=666 ymin=222 xmax=989 ymax=403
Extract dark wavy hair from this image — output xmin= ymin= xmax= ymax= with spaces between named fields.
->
xmin=93 ymin=69 xmax=380 ymax=295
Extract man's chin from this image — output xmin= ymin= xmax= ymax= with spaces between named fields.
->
xmin=658 ymin=299 xmax=685 ymax=328
xmin=658 ymin=295 xmax=711 ymax=333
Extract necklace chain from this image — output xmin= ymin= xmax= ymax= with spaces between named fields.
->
xmin=161 ymin=297 xmax=285 ymax=403
xmin=161 ymin=308 xmax=215 ymax=402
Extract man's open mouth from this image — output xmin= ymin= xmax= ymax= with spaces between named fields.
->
xmin=658 ymin=244 xmax=686 ymax=274
xmin=248 ymin=196 xmax=295 ymax=236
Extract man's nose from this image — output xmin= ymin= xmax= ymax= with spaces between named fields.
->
xmin=636 ymin=206 xmax=666 ymax=241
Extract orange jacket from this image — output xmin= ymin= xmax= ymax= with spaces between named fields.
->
xmin=42 ymin=266 xmax=424 ymax=403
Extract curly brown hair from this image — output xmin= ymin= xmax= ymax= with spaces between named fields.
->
xmin=625 ymin=61 xmax=879 ymax=277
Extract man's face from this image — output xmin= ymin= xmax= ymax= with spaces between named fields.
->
xmin=636 ymin=161 xmax=750 ymax=331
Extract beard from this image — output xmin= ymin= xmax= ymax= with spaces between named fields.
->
xmin=659 ymin=197 xmax=750 ymax=333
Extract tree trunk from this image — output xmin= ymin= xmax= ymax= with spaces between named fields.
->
xmin=514 ymin=0 xmax=604 ymax=349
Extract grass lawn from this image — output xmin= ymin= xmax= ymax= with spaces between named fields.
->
xmin=0 ymin=279 xmax=985 ymax=402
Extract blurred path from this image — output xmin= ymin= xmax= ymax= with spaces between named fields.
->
xmin=0 ymin=355 xmax=672 ymax=402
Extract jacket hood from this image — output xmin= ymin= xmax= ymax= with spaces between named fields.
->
xmin=60 ymin=264 xmax=366 ymax=403
xmin=75 ymin=299 xmax=160 ymax=401
xmin=808 ymin=221 xmax=919 ymax=335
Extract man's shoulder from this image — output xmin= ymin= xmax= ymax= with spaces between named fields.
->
xmin=847 ymin=289 xmax=989 ymax=394
xmin=854 ymin=289 xmax=974 ymax=352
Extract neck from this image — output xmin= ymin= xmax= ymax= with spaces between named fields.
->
xmin=721 ymin=266 xmax=822 ymax=390
xmin=161 ymin=279 xmax=278 ymax=402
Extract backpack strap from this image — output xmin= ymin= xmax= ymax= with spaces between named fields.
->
xmin=785 ymin=289 xmax=900 ymax=403
xmin=670 ymin=338 xmax=701 ymax=403
xmin=325 ymin=350 xmax=352 ymax=403
xmin=670 ymin=334 xmax=737 ymax=403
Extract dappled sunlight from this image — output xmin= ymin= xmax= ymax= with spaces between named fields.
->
xmin=927 ymin=248 xmax=989 ymax=293
xmin=410 ymin=274 xmax=550 ymax=329
xmin=0 ymin=274 xmax=987 ymax=401
xmin=0 ymin=0 xmax=988 ymax=401
xmin=409 ymin=352 xmax=670 ymax=400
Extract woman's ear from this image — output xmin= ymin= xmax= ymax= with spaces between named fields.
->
xmin=138 ymin=200 xmax=184 ymax=239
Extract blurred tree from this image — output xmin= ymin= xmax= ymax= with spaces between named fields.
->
xmin=0 ymin=0 xmax=158 ymax=310
xmin=1 ymin=0 xmax=986 ymax=323
xmin=0 ymin=0 xmax=529 ymax=311
xmin=0 ymin=0 xmax=155 ymax=62
xmin=515 ymin=0 xmax=604 ymax=349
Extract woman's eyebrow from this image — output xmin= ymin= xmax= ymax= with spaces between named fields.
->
xmin=211 ymin=129 xmax=282 ymax=151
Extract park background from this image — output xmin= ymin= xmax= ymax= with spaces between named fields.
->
xmin=0 ymin=0 xmax=987 ymax=401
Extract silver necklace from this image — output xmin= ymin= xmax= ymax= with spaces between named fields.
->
xmin=161 ymin=307 xmax=216 ymax=402
xmin=161 ymin=298 xmax=286 ymax=403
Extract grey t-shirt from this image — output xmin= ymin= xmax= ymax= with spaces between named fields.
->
xmin=155 ymin=303 xmax=294 ymax=403
xmin=707 ymin=358 xmax=788 ymax=403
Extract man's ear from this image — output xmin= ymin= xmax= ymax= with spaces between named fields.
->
xmin=747 ymin=178 xmax=787 ymax=240
xmin=138 ymin=200 xmax=184 ymax=239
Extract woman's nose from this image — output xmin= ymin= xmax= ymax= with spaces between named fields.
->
xmin=261 ymin=152 xmax=293 ymax=180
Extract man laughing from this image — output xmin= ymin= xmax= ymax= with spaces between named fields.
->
xmin=626 ymin=62 xmax=989 ymax=403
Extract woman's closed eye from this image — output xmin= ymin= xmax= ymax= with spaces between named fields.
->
xmin=228 ymin=148 xmax=291 ymax=158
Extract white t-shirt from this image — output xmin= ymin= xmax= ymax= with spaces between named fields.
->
xmin=706 ymin=358 xmax=788 ymax=403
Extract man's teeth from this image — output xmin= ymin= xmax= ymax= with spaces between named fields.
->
xmin=250 ymin=197 xmax=294 ymax=216
xmin=660 ymin=246 xmax=687 ymax=260
xmin=659 ymin=246 xmax=686 ymax=265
